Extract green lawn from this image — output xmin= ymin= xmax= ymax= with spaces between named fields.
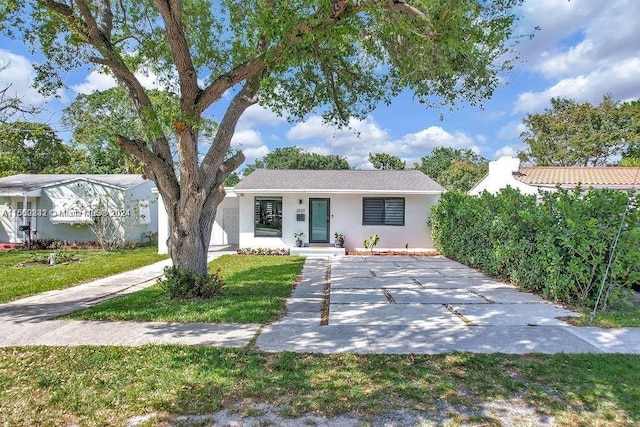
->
xmin=0 ymin=347 xmax=637 ymax=426
xmin=66 ymin=255 xmax=306 ymax=323
xmin=0 ymin=247 xmax=168 ymax=303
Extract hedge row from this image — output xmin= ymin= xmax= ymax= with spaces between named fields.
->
xmin=430 ymin=187 xmax=640 ymax=309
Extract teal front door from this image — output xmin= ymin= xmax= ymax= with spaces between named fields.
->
xmin=309 ymin=198 xmax=330 ymax=243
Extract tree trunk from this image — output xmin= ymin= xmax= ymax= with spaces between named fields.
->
xmin=163 ymin=177 xmax=227 ymax=277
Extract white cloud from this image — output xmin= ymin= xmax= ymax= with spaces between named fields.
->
xmin=71 ymin=70 xmax=117 ymax=94
xmin=512 ymin=0 xmax=640 ymax=115
xmin=532 ymin=0 xmax=640 ymax=79
xmin=399 ymin=126 xmax=474 ymax=151
xmin=515 ymin=0 xmax=602 ymax=74
xmin=513 ymin=57 xmax=640 ymax=113
xmin=71 ymin=66 xmax=172 ymax=95
xmin=287 ymin=115 xmax=389 ymax=147
xmin=0 ymin=49 xmax=48 ymax=105
xmin=241 ymin=145 xmax=269 ymax=165
xmin=285 ymin=114 xmax=477 ymax=169
xmin=493 ymin=145 xmax=521 ymax=160
xmin=237 ymin=104 xmax=287 ymax=130
xmin=231 ymin=129 xmax=264 ymax=148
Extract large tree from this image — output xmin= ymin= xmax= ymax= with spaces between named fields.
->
xmin=414 ymin=146 xmax=488 ymax=192
xmin=0 ymin=0 xmax=523 ymax=277
xmin=518 ymin=95 xmax=640 ymax=166
xmin=243 ymin=146 xmax=350 ymax=175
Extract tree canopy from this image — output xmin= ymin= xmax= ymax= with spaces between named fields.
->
xmin=368 ymin=152 xmax=406 ymax=170
xmin=243 ymin=146 xmax=350 ymax=175
xmin=414 ymin=146 xmax=488 ymax=192
xmin=518 ymin=95 xmax=640 ymax=166
xmin=0 ymin=0 xmax=524 ymax=278
xmin=0 ymin=121 xmax=91 ymax=176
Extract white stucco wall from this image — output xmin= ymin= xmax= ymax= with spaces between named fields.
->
xmin=238 ymin=192 xmax=440 ymax=250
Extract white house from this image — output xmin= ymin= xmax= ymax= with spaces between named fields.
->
xmin=0 ymin=174 xmax=158 ymax=244
xmin=158 ymin=169 xmax=445 ymax=254
xmin=469 ymin=156 xmax=640 ymax=196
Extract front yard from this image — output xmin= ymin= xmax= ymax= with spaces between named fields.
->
xmin=0 ymin=247 xmax=168 ymax=303
xmin=0 ymin=347 xmax=638 ymax=426
xmin=66 ymin=255 xmax=306 ymax=323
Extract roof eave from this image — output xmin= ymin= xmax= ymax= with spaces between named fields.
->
xmin=234 ymin=189 xmax=443 ymax=195
xmin=0 ymin=189 xmax=42 ymax=197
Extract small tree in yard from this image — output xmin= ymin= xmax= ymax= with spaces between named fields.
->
xmin=0 ymin=0 xmax=524 ymax=287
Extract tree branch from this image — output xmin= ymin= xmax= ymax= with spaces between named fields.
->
xmin=152 ymin=0 xmax=199 ymax=108
xmin=200 ymin=77 xmax=260 ymax=193
xmin=195 ymin=57 xmax=266 ymax=114
xmin=116 ymin=134 xmax=180 ymax=200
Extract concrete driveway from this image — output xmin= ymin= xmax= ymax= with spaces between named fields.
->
xmin=256 ymin=256 xmax=640 ymax=354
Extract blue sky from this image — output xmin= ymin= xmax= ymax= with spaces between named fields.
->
xmin=1 ymin=0 xmax=640 ymax=170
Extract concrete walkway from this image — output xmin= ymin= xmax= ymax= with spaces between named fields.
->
xmin=1 ymin=253 xmax=640 ymax=353
xmin=256 ymin=256 xmax=640 ymax=354
xmin=0 ymin=247 xmax=259 ymax=347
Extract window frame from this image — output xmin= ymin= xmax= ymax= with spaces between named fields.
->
xmin=362 ymin=197 xmax=405 ymax=226
xmin=254 ymin=196 xmax=283 ymax=237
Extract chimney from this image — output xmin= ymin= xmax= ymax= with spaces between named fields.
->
xmin=489 ymin=156 xmax=520 ymax=180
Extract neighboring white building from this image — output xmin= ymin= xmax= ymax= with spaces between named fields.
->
xmin=0 ymin=174 xmax=158 ymax=244
xmin=157 ymin=169 xmax=445 ymax=254
xmin=469 ymin=156 xmax=640 ymax=196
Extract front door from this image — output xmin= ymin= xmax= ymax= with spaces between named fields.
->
xmin=12 ymin=200 xmax=33 ymax=243
xmin=309 ymin=198 xmax=330 ymax=243
xmin=222 ymin=207 xmax=239 ymax=245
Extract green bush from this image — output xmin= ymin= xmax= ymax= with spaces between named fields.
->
xmin=236 ymin=247 xmax=290 ymax=256
xmin=159 ymin=265 xmax=225 ymax=300
xmin=431 ymin=187 xmax=640 ymax=309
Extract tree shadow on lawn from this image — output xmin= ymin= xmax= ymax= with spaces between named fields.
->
xmin=161 ymin=350 xmax=640 ymax=425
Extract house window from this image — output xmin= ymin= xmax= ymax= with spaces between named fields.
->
xmin=255 ymin=197 xmax=283 ymax=237
xmin=362 ymin=197 xmax=405 ymax=226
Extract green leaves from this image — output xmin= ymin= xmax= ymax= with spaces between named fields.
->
xmin=431 ymin=187 xmax=640 ymax=309
xmin=0 ymin=121 xmax=91 ymax=176
xmin=414 ymin=146 xmax=488 ymax=192
xmin=368 ymin=153 xmax=406 ymax=170
xmin=243 ymin=146 xmax=349 ymax=174
xmin=519 ymin=95 xmax=640 ymax=166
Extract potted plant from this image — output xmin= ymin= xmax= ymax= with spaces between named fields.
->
xmin=294 ymin=232 xmax=304 ymax=247
xmin=334 ymin=232 xmax=345 ymax=248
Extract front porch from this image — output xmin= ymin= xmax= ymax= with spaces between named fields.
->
xmin=290 ymin=245 xmax=346 ymax=256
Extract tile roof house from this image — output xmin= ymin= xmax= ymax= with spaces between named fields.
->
xmin=469 ymin=157 xmax=640 ymax=196
xmin=157 ymin=169 xmax=446 ymax=255
xmin=0 ymin=174 xmax=158 ymax=244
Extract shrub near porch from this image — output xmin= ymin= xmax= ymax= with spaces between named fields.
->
xmin=66 ymin=255 xmax=306 ymax=323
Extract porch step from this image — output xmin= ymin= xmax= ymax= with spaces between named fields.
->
xmin=290 ymin=246 xmax=345 ymax=257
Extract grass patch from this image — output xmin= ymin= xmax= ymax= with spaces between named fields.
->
xmin=0 ymin=347 xmax=638 ymax=426
xmin=66 ymin=255 xmax=306 ymax=323
xmin=0 ymin=247 xmax=168 ymax=303
xmin=563 ymin=299 xmax=640 ymax=328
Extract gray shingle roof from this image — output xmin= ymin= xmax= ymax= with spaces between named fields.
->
xmin=0 ymin=174 xmax=148 ymax=195
xmin=234 ymin=169 xmax=445 ymax=193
